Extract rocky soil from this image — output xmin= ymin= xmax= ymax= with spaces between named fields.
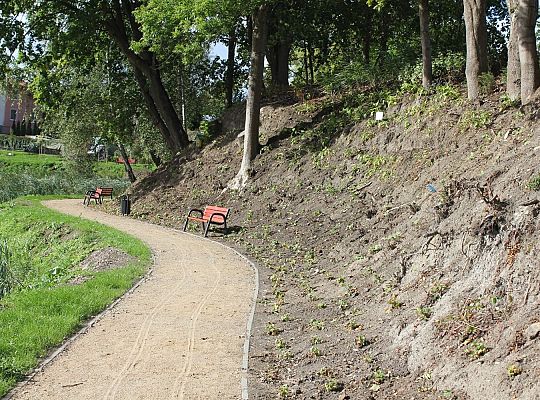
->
xmin=104 ymin=85 xmax=540 ymax=400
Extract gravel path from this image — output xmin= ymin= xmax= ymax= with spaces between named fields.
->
xmin=10 ymin=199 xmax=256 ymax=400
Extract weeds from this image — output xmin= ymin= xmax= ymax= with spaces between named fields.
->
xmin=387 ymin=294 xmax=403 ymax=310
xmin=266 ymin=322 xmax=283 ymax=336
xmin=311 ymin=336 xmax=323 ymax=345
xmin=459 ymin=110 xmax=492 ymax=132
xmin=416 ymin=306 xmax=433 ymax=321
xmin=324 ymin=379 xmax=344 ymax=392
xmin=0 ymin=240 xmax=13 ymax=298
xmin=278 ymin=384 xmax=290 ymax=398
xmin=355 ymin=335 xmax=370 ymax=347
xmin=309 ymin=346 xmax=322 ymax=357
xmin=310 ymin=319 xmax=325 ymax=330
xmin=372 ymin=368 xmax=387 ymax=384
xmin=464 ymin=339 xmax=489 ymax=359
xmin=527 ymin=174 xmax=540 ymax=191
xmin=507 ymin=364 xmax=522 ymax=378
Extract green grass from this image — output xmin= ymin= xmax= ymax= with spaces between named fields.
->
xmin=0 ymin=197 xmax=151 ymax=396
xmin=0 ymin=151 xmax=64 ymax=177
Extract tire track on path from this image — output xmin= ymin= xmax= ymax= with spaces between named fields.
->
xmin=105 ymin=247 xmax=189 ymax=400
xmin=172 ymin=245 xmax=222 ymax=400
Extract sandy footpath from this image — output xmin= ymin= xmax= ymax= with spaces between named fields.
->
xmin=9 ymin=199 xmax=255 ymax=400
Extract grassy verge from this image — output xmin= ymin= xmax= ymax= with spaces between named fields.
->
xmin=0 ymin=197 xmax=151 ymax=396
xmin=0 ymin=150 xmax=64 ymax=177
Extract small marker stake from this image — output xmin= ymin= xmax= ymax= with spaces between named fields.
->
xmin=375 ymin=111 xmax=384 ymax=121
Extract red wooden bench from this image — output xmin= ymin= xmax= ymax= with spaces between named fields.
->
xmin=183 ymin=205 xmax=230 ymax=237
xmin=116 ymin=157 xmax=136 ymax=164
xmin=83 ymin=187 xmax=114 ymax=206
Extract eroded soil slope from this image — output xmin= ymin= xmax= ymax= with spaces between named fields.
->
xmin=106 ymin=87 xmax=540 ymax=399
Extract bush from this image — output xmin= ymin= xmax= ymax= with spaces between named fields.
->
xmin=0 ymin=172 xmax=129 ymax=203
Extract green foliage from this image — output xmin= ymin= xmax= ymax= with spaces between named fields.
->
xmin=479 ymin=72 xmax=495 ymax=95
xmin=0 ymin=172 xmax=128 ymax=204
xmin=507 ymin=364 xmax=522 ymax=378
xmin=0 ymin=198 xmax=151 ymax=396
xmin=324 ymin=379 xmax=344 ymax=392
xmin=0 ymin=151 xmax=135 ymax=203
xmin=0 ymin=151 xmax=64 ymax=177
xmin=527 ymin=174 xmax=540 ymax=191
xmin=0 ymin=241 xmax=13 ymax=298
xmin=464 ymin=339 xmax=489 ymax=359
xmin=416 ymin=306 xmax=433 ymax=321
xmin=459 ymin=110 xmax=492 ymax=132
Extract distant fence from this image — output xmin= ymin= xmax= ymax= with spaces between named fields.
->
xmin=0 ymin=134 xmax=63 ymax=154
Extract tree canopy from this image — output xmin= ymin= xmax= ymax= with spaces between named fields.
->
xmin=0 ymin=0 xmax=536 ymax=171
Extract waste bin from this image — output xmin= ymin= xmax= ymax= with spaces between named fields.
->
xmin=120 ymin=195 xmax=131 ymax=216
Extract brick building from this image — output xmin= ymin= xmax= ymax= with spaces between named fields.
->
xmin=0 ymin=89 xmax=36 ymax=134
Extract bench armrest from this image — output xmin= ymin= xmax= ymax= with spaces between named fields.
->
xmin=186 ymin=209 xmax=204 ymax=218
xmin=85 ymin=190 xmax=97 ymax=196
xmin=208 ymin=212 xmax=227 ymax=224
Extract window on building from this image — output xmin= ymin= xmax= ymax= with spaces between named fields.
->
xmin=10 ymin=109 xmax=17 ymax=121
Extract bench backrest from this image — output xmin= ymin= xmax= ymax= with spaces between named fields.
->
xmin=203 ymin=205 xmax=230 ymax=223
xmin=99 ymin=187 xmax=113 ymax=196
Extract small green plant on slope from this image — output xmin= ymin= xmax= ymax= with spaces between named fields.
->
xmin=266 ymin=322 xmax=283 ymax=336
xmin=416 ymin=306 xmax=433 ymax=321
xmin=464 ymin=339 xmax=489 ymax=359
xmin=278 ymin=384 xmax=290 ymax=398
xmin=527 ymin=174 xmax=540 ymax=191
xmin=324 ymin=379 xmax=344 ymax=392
xmin=507 ymin=364 xmax=522 ymax=378
xmin=459 ymin=110 xmax=492 ymax=132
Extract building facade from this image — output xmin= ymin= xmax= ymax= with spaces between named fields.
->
xmin=0 ymin=90 xmax=36 ymax=134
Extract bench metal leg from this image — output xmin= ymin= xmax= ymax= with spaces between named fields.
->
xmin=183 ymin=218 xmax=189 ymax=232
xmin=204 ymin=222 xmax=211 ymax=237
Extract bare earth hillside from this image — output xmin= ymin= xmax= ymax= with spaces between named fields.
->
xmin=104 ymin=86 xmax=540 ymax=400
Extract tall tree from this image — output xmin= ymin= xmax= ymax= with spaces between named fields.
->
xmin=516 ymin=0 xmax=539 ymax=103
xmin=1 ymin=0 xmax=189 ymax=155
xmin=225 ymin=28 xmax=237 ymax=107
xmin=230 ymin=4 xmax=269 ymax=189
xmin=506 ymin=0 xmax=521 ymax=100
xmin=463 ymin=0 xmax=489 ymax=100
xmin=419 ymin=0 xmax=433 ymax=89
xmin=266 ymin=2 xmax=292 ymax=89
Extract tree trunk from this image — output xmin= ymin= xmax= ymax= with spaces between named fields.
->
xmin=103 ymin=2 xmax=189 ymax=154
xmin=303 ymin=43 xmax=309 ymax=84
xmin=145 ymin=58 xmax=189 ymax=150
xmin=507 ymin=0 xmax=521 ymax=101
xmin=118 ymin=142 xmax=137 ymax=183
xmin=463 ymin=0 xmax=488 ymax=100
xmin=377 ymin=10 xmax=390 ymax=67
xmin=149 ymin=150 xmax=161 ymax=167
xmin=225 ymin=29 xmax=237 ymax=108
xmin=516 ymin=0 xmax=540 ymax=104
xmin=419 ymin=0 xmax=433 ymax=89
xmin=267 ymin=39 xmax=291 ymax=88
xmin=308 ymin=45 xmax=315 ymax=84
xmin=230 ymin=5 xmax=269 ymax=190
xmin=363 ymin=15 xmax=373 ymax=64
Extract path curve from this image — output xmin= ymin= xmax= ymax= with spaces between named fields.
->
xmin=9 ymin=199 xmax=256 ymax=400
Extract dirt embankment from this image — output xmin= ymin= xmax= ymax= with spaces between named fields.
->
xmin=108 ymin=87 xmax=540 ymax=400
